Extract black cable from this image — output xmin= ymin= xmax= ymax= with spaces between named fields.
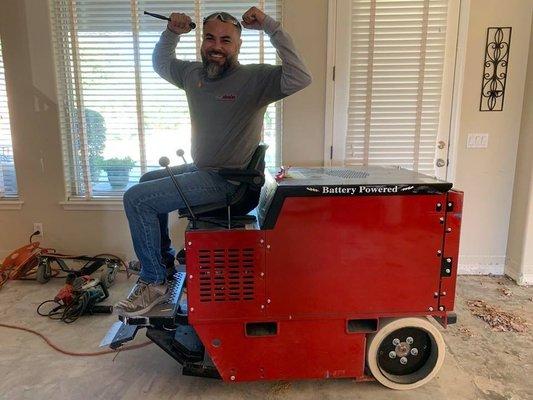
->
xmin=36 ymin=292 xmax=91 ymax=323
xmin=37 ymin=300 xmax=65 ymax=320
xmin=92 ymin=254 xmax=127 ymax=269
xmin=29 ymin=231 xmax=40 ymax=243
xmin=65 ymin=291 xmax=91 ymax=323
xmin=50 ymin=258 xmax=68 ymax=273
xmin=62 ymin=295 xmax=85 ymax=323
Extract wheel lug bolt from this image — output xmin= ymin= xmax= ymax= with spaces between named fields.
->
xmin=406 ymin=337 xmax=414 ymax=344
xmin=400 ymin=357 xmax=408 ymax=365
xmin=388 ymin=351 xmax=397 ymax=359
xmin=392 ymin=338 xmax=400 ymax=346
xmin=411 ymin=348 xmax=419 ymax=356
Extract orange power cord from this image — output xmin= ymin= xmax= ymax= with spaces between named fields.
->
xmin=0 ymin=322 xmax=152 ymax=357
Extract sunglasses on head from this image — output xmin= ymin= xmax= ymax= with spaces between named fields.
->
xmin=203 ymin=12 xmax=242 ymax=31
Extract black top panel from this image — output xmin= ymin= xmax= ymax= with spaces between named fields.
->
xmin=258 ymin=166 xmax=453 ymax=229
xmin=275 ymin=166 xmax=451 ymax=188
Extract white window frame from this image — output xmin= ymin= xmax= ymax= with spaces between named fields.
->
xmin=324 ymin=0 xmax=468 ymax=181
xmin=51 ymin=0 xmax=283 ymax=208
xmin=0 ymin=36 xmax=22 ymax=208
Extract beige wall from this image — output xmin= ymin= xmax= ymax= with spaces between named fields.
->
xmin=282 ymin=0 xmax=327 ymax=165
xmin=0 ymin=0 xmax=134 ymax=260
xmin=507 ymin=9 xmax=533 ymax=285
xmin=453 ymin=0 xmax=532 ymax=277
xmin=0 ymin=0 xmax=532 ymax=285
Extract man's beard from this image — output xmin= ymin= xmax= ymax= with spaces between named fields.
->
xmin=201 ymin=52 xmax=237 ymax=79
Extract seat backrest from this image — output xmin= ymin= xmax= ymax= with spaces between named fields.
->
xmin=179 ymin=143 xmax=268 ymax=218
xmin=224 ymin=143 xmax=268 ymax=214
xmin=246 ymin=143 xmax=268 ymax=177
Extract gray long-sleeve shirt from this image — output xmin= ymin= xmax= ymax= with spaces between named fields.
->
xmin=152 ymin=15 xmax=312 ymax=170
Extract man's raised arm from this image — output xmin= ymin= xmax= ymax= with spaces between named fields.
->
xmin=152 ymin=13 xmax=195 ymax=89
xmin=242 ymin=7 xmax=312 ymax=96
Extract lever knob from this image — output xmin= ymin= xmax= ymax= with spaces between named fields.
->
xmin=159 ymin=156 xmax=170 ymax=167
xmin=176 ymin=149 xmax=187 ymax=164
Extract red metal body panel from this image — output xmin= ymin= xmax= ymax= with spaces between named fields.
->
xmin=439 ymin=190 xmax=464 ymax=311
xmin=186 ymin=230 xmax=266 ymax=322
xmin=185 ymin=190 xmax=464 ymax=382
xmin=193 ymin=320 xmax=366 ymax=381
xmin=265 ymin=195 xmax=447 ymax=316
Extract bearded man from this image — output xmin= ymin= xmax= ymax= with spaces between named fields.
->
xmin=116 ymin=6 xmax=311 ymax=316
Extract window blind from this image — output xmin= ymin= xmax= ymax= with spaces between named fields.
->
xmin=50 ymin=0 xmax=281 ymax=199
xmin=0 ymin=38 xmax=18 ymax=198
xmin=346 ymin=0 xmax=448 ymax=175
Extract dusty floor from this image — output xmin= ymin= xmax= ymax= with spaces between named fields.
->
xmin=0 ymin=273 xmax=531 ymax=400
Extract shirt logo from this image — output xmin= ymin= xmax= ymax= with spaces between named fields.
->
xmin=217 ymin=93 xmax=237 ymax=101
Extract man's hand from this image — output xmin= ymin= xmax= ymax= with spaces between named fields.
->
xmin=241 ymin=7 xmax=267 ymax=30
xmin=168 ymin=13 xmax=193 ymax=35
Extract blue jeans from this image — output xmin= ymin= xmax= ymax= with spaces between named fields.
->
xmin=123 ymin=163 xmax=237 ymax=284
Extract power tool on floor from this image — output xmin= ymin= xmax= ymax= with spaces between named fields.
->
xmin=39 ymin=274 xmax=113 ymax=323
xmin=1 ymin=237 xmax=122 ymax=290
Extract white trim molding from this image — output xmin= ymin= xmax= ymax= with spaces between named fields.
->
xmin=458 ymin=255 xmax=506 ymax=276
xmin=0 ymin=200 xmax=24 ymax=210
xmin=323 ymin=0 xmax=337 ymax=167
xmin=506 ymin=257 xmax=533 ymax=286
xmin=446 ymin=0 xmax=470 ymax=183
xmin=60 ymin=200 xmax=124 ymax=211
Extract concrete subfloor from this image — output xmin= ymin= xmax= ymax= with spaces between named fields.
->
xmin=0 ymin=273 xmax=531 ymax=400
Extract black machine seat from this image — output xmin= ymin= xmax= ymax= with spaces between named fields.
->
xmin=178 ymin=143 xmax=268 ymax=220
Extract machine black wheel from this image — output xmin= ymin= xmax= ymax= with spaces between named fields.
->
xmin=366 ymin=317 xmax=445 ymax=390
xmin=36 ymin=260 xmax=52 ymax=283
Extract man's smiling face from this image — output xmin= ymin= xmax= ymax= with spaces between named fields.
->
xmin=200 ymin=19 xmax=242 ymax=79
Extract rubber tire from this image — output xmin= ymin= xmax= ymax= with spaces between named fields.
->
xmin=366 ymin=317 xmax=446 ymax=390
xmin=36 ymin=261 xmax=52 ymax=283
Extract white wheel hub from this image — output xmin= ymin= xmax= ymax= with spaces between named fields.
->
xmin=366 ymin=317 xmax=446 ymax=390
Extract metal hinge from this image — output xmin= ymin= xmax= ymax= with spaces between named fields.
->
xmin=330 ymin=146 xmax=333 ymax=160
xmin=332 ymin=66 xmax=336 ymax=81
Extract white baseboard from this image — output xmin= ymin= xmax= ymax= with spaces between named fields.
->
xmin=457 ymin=255 xmax=506 ymax=276
xmin=519 ymin=274 xmax=533 ymax=285
xmin=506 ymin=257 xmax=533 ymax=286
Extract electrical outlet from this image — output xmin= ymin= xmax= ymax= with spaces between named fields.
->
xmin=33 ymin=223 xmax=43 ymax=236
xmin=467 ymin=133 xmax=489 ymax=148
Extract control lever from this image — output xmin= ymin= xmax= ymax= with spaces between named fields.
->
xmin=176 ymin=149 xmax=187 ymax=165
xmin=159 ymin=157 xmax=197 ymax=228
xmin=144 ymin=11 xmax=197 ymax=29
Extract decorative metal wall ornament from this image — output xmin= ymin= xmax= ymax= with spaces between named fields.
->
xmin=480 ymin=27 xmax=512 ymax=111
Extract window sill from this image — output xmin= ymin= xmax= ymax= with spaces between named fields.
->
xmin=0 ymin=199 xmax=24 ymax=210
xmin=60 ymin=200 xmax=124 ymax=211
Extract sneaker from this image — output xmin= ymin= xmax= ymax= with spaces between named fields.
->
xmin=115 ymin=280 xmax=169 ymax=317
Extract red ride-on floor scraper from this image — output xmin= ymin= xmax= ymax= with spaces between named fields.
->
xmin=102 ymin=144 xmax=463 ymax=390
